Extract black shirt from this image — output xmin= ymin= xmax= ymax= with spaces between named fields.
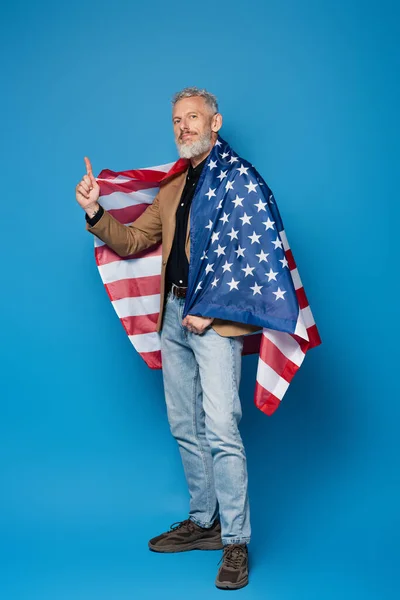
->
xmin=165 ymin=156 xmax=207 ymax=290
xmin=85 ymin=156 xmax=207 ymax=289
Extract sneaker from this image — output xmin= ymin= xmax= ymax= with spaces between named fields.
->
xmin=148 ymin=518 xmax=223 ymax=553
xmin=215 ymin=543 xmax=249 ymax=590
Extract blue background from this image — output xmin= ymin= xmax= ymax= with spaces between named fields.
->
xmin=1 ymin=1 xmax=399 ymax=598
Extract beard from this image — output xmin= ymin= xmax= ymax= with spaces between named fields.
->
xmin=175 ymin=130 xmax=212 ymax=159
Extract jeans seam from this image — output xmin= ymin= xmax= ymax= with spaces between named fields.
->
xmin=191 ymin=363 xmax=213 ymax=523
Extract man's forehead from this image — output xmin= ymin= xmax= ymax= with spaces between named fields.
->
xmin=172 ymin=96 xmax=208 ymax=115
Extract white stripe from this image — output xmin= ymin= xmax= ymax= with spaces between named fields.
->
xmin=279 ymin=229 xmax=290 ymax=251
xmin=97 ymin=162 xmax=175 ymax=181
xmin=256 ymin=358 xmax=289 ymax=401
xmin=112 ymin=294 xmax=160 ymax=318
xmin=99 ymin=188 xmax=158 ymax=210
xmin=301 ymin=305 xmax=315 ymax=329
xmin=128 ymin=331 xmax=161 ymax=353
xmin=290 ymin=267 xmax=303 ymax=290
xmin=98 ymin=255 xmax=162 ymax=284
xmin=262 ymin=329 xmax=305 ymax=366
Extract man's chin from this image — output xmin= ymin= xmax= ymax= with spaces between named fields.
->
xmin=177 ymin=138 xmax=211 ymax=159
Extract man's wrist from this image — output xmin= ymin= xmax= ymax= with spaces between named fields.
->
xmin=85 ymin=202 xmax=100 ymax=218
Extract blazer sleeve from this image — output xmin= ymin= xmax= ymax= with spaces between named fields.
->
xmin=85 ymin=192 xmax=162 ymax=257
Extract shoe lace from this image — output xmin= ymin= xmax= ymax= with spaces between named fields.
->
xmin=169 ymin=519 xmax=196 ymax=532
xmin=218 ymin=544 xmax=246 ymax=569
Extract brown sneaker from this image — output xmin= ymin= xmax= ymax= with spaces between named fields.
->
xmin=148 ymin=518 xmax=223 ymax=553
xmin=215 ymin=543 xmax=249 ymax=590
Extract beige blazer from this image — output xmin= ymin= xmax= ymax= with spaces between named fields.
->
xmin=86 ymin=168 xmax=262 ymax=337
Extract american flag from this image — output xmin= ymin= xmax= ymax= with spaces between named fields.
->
xmin=93 ymin=137 xmax=321 ymax=416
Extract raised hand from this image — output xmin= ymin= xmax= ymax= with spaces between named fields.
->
xmin=75 ymin=156 xmax=100 ymax=210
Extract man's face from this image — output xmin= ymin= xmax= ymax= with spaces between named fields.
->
xmin=172 ymin=96 xmax=215 ymax=159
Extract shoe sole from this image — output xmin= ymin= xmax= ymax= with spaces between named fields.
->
xmin=148 ymin=539 xmax=224 ymax=553
xmin=215 ymin=575 xmax=249 ymax=590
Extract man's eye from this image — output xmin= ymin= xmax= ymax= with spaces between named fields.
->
xmin=190 ymin=115 xmax=197 ymax=119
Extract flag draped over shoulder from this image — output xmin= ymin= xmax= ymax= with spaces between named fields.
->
xmin=93 ymin=136 xmax=321 ymax=416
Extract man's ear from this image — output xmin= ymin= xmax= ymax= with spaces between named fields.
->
xmin=211 ymin=112 xmax=223 ymax=133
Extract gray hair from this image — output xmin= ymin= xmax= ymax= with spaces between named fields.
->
xmin=171 ymin=86 xmax=219 ymax=114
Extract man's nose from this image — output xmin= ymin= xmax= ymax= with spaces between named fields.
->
xmin=180 ymin=119 xmax=190 ymax=131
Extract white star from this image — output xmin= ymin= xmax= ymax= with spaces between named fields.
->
xmin=215 ymin=139 xmax=222 ymax=146
xmin=245 ymin=181 xmax=258 ymax=194
xmin=222 ymin=260 xmax=233 ymax=272
xmin=211 ymin=231 xmax=220 ymax=243
xmin=195 ymin=282 xmax=202 ymax=293
xmin=217 ymin=170 xmax=228 ymax=181
xmin=250 ymin=282 xmax=263 ymax=295
xmin=254 ymin=199 xmax=267 ymax=212
xmin=241 ymin=263 xmax=255 ymax=277
xmin=279 ymin=257 xmax=289 ymax=268
xmin=225 ymin=180 xmax=234 ymax=191
xmin=262 ymin=217 xmax=275 ymax=231
xmin=255 ymin=249 xmax=269 ymax=263
xmin=266 ymin=268 xmax=278 ymax=281
xmin=232 ymin=194 xmax=244 ymax=208
xmin=219 ymin=212 xmax=230 ymax=224
xmin=211 ymin=276 xmax=219 ymax=287
xmin=229 ymin=155 xmax=239 ymax=163
xmin=227 ymin=277 xmax=239 ymax=291
xmin=248 ymin=231 xmax=262 ymax=244
xmin=200 ymin=251 xmax=208 ymax=260
xmin=239 ymin=212 xmax=252 ymax=226
xmin=214 ymin=244 xmax=226 ymax=257
xmin=237 ymin=164 xmax=249 ymax=176
xmin=234 ymin=246 xmax=246 ymax=258
xmin=205 ymin=219 xmax=213 ymax=230
xmin=271 ymin=236 xmax=283 ymax=249
xmin=205 ymin=187 xmax=216 ymax=200
xmin=208 ymin=159 xmax=218 ymax=170
xmin=269 ymin=193 xmax=274 ymax=203
xmin=220 ymin=151 xmax=230 ymax=159
xmin=273 ymin=287 xmax=286 ymax=300
xmin=227 ymin=227 xmax=239 ymax=240
xmin=205 ymin=263 xmax=214 ymax=274
xmin=216 ymin=199 xmax=223 ymax=209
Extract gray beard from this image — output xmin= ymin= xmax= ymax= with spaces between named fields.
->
xmin=176 ymin=130 xmax=212 ymax=159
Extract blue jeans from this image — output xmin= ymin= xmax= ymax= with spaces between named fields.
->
xmin=160 ymin=291 xmax=251 ymax=545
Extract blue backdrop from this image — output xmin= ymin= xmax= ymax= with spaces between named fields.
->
xmin=1 ymin=1 xmax=398 ymax=598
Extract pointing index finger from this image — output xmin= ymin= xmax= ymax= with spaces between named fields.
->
xmin=84 ymin=156 xmax=93 ymax=175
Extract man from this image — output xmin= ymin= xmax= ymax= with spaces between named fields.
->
xmin=75 ymin=87 xmax=262 ymax=590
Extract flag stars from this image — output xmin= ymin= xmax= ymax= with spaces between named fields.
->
xmin=222 ymin=260 xmax=233 ymax=272
xmin=227 ymin=277 xmax=240 ymax=291
xmin=205 ymin=263 xmax=214 ymax=274
xmin=245 ymin=181 xmax=258 ymax=194
xmin=279 ymin=257 xmax=289 ymax=268
xmin=225 ymin=180 xmax=234 ymax=191
xmin=219 ymin=212 xmax=230 ymax=224
xmin=216 ymin=199 xmax=223 ymax=209
xmin=220 ymin=151 xmax=230 ymax=159
xmin=239 ymin=212 xmax=252 ymax=226
xmin=214 ymin=244 xmax=226 ymax=257
xmin=255 ymin=249 xmax=269 ymax=263
xmin=205 ymin=187 xmax=216 ymax=200
xmin=254 ymin=199 xmax=267 ymax=212
xmin=250 ymin=282 xmax=263 ymax=295
xmin=248 ymin=231 xmax=262 ymax=244
xmin=237 ymin=164 xmax=249 ymax=176
xmin=208 ymin=159 xmax=218 ymax=170
xmin=262 ymin=217 xmax=275 ymax=231
xmin=215 ymin=139 xmax=222 ymax=146
xmin=232 ymin=194 xmax=244 ymax=208
xmin=205 ymin=219 xmax=213 ymax=230
xmin=217 ymin=170 xmax=228 ymax=181
xmin=227 ymin=227 xmax=239 ymax=240
xmin=271 ymin=236 xmax=283 ymax=249
xmin=195 ymin=282 xmax=203 ymax=293
xmin=234 ymin=246 xmax=246 ymax=258
xmin=273 ymin=287 xmax=286 ymax=300
xmin=211 ymin=231 xmax=220 ymax=243
xmin=241 ymin=263 xmax=255 ymax=277
xmin=211 ymin=276 xmax=219 ymax=287
xmin=200 ymin=251 xmax=208 ymax=260
xmin=266 ymin=268 xmax=278 ymax=281
xmin=229 ymin=155 xmax=239 ymax=163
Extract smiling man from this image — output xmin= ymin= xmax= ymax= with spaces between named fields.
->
xmin=75 ymin=87 xmax=262 ymax=590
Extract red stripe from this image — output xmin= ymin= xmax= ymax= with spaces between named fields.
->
xmin=295 ymin=286 xmax=309 ymax=310
xmin=286 ymin=249 xmax=296 ymax=271
xmin=95 ymin=242 xmax=162 ymax=266
xmin=138 ymin=350 xmax=162 ymax=370
xmin=254 ymin=381 xmax=280 ymax=416
xmin=98 ymin=168 xmax=172 ymax=182
xmin=121 ymin=313 xmax=159 ymax=336
xmin=259 ymin=335 xmax=300 ymax=383
xmin=105 ymin=275 xmax=161 ymax=301
xmin=107 ymin=203 xmax=149 ymax=224
xmin=98 ymin=179 xmax=160 ymax=197
xmin=96 ymin=161 xmax=188 ymax=195
xmin=307 ymin=324 xmax=322 ymax=348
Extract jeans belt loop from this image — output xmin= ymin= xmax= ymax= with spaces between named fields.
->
xmin=171 ymin=283 xmax=188 ymax=298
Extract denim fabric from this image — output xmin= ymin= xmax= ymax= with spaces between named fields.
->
xmin=160 ymin=291 xmax=251 ymax=545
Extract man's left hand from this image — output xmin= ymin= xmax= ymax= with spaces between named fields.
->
xmin=182 ymin=315 xmax=214 ymax=335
